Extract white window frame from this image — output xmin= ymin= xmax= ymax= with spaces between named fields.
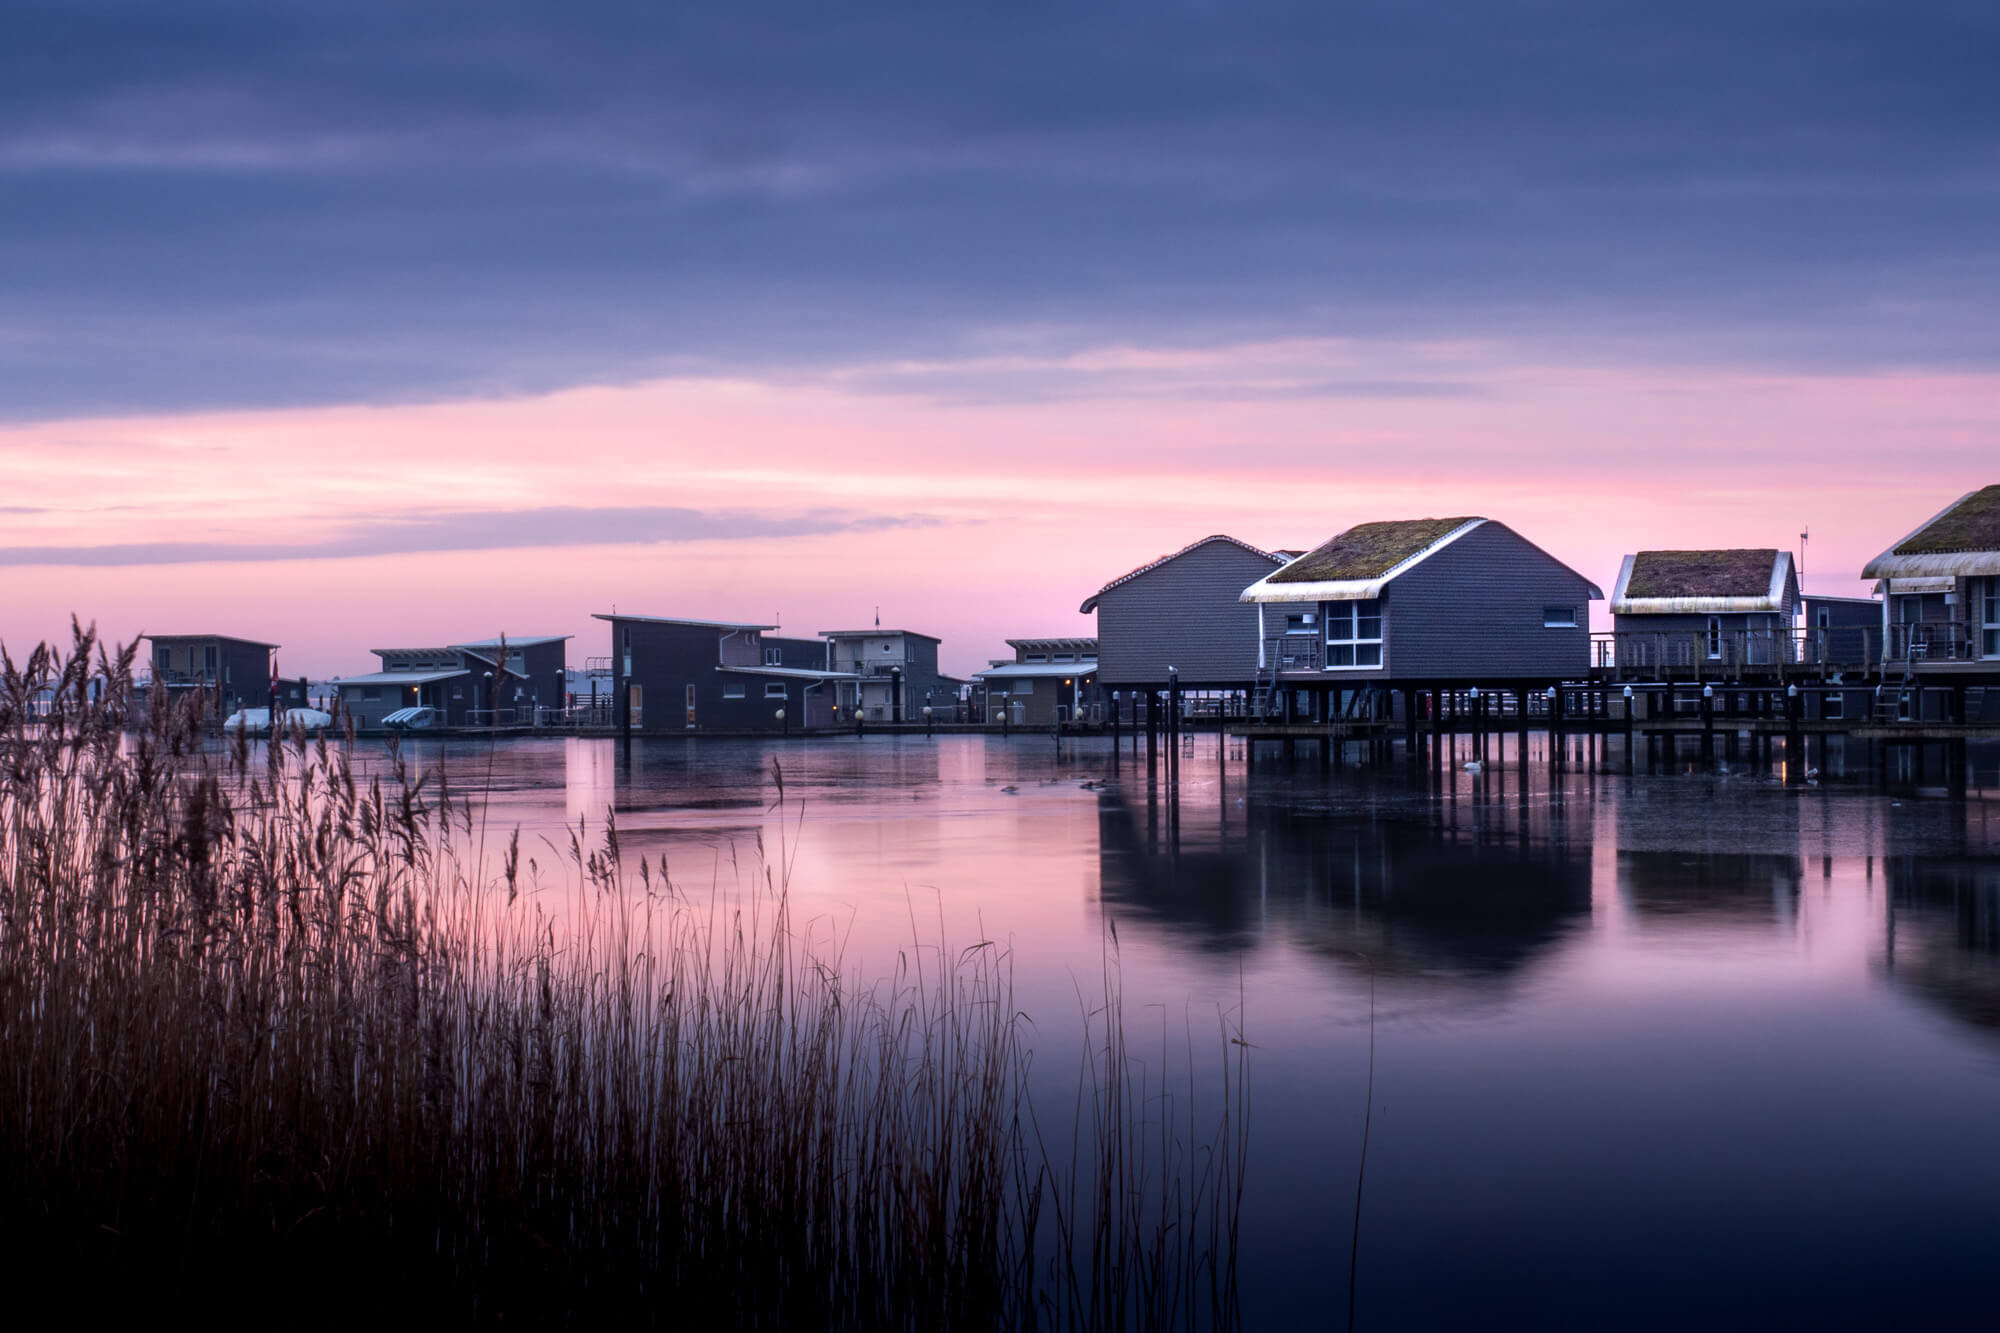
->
xmin=1543 ymin=605 xmax=1577 ymax=628
xmin=1706 ymin=616 xmax=1723 ymax=660
xmin=722 ymin=681 xmax=747 ymax=699
xmin=1324 ymin=599 xmax=1383 ymax=670
xmin=763 ymin=646 xmax=783 ymax=666
xmin=764 ymin=682 xmax=788 ymax=699
xmin=1023 ymin=652 xmax=1049 ymax=663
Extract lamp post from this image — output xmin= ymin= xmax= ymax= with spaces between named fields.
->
xmin=482 ymin=670 xmax=494 ymax=727
xmin=776 ymin=706 xmax=787 ymax=738
xmin=923 ymin=704 xmax=933 ymax=738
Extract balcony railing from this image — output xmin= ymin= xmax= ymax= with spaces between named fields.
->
xmin=149 ymin=669 xmax=219 ymax=687
xmin=1266 ymin=635 xmax=1324 ymax=674
xmin=1592 ymin=624 xmax=1997 ymax=678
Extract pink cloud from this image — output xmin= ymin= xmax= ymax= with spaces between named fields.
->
xmin=2 ymin=345 xmax=1995 ymax=677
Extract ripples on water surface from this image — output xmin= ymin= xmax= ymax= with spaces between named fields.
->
xmin=345 ymin=732 xmax=2000 ymax=1329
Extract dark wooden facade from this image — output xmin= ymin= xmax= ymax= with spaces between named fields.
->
xmin=1082 ymin=535 xmax=1287 ymax=687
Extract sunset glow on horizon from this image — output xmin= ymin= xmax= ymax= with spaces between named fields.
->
xmin=6 ymin=346 xmax=1994 ymax=676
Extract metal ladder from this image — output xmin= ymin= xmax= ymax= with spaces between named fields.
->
xmin=1874 ymin=663 xmax=1915 ymax=723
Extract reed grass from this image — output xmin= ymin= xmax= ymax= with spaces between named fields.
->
xmin=0 ymin=624 xmax=1245 ymax=1329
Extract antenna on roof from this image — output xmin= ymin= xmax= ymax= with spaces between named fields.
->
xmin=1798 ymin=527 xmax=1808 ymax=595
xmin=874 ymin=606 xmax=880 ymax=629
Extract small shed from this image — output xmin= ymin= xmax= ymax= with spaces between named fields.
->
xmin=1608 ymin=549 xmax=1798 ymax=672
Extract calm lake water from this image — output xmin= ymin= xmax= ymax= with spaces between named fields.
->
xmin=358 ymin=732 xmax=2000 ymax=1329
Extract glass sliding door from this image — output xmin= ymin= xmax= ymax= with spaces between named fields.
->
xmin=1983 ymin=577 xmax=1999 ymax=659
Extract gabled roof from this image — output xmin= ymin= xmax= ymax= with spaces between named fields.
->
xmin=1610 ymin=549 xmax=1796 ymax=615
xmin=1272 ymin=517 xmax=1478 ymax=585
xmin=1080 ymin=534 xmax=1286 ymax=612
xmin=1862 ymin=485 xmax=2000 ymax=579
xmin=592 ymin=613 xmax=777 ymax=631
xmin=1241 ymin=516 xmax=1604 ymax=605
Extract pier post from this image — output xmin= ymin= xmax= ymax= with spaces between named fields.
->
xmin=1785 ymin=685 xmax=1802 ymax=784
xmin=1700 ymin=684 xmax=1715 ymax=766
xmin=1622 ymin=686 xmax=1635 ymax=773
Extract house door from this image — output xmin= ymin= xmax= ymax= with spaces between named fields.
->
xmin=685 ymin=683 xmax=697 ymax=727
xmin=1705 ymin=616 xmax=1722 ymax=661
xmin=629 ymin=684 xmax=643 ymax=728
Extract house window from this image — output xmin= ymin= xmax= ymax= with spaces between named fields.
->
xmin=1325 ymin=599 xmax=1383 ymax=668
xmin=204 ymin=646 xmax=217 ymax=675
xmin=363 ymin=687 xmax=380 ymax=701
xmin=1706 ymin=616 xmax=1722 ymax=660
xmin=1024 ymin=653 xmax=1049 ymax=663
xmin=1013 ymin=679 xmax=1035 ymax=695
xmin=1983 ymin=578 xmax=2000 ymax=659
xmin=723 ymin=682 xmax=747 ymax=699
xmin=764 ymin=646 xmax=783 ymax=665
xmin=1816 ymin=607 xmax=1831 ymax=630
xmin=155 ymin=646 xmax=170 ymax=669
xmin=1284 ymin=613 xmax=1317 ymax=635
xmin=1543 ymin=606 xmax=1577 ymax=628
xmin=1053 ymin=652 xmax=1076 ymax=663
xmin=764 ymin=682 xmax=787 ymax=699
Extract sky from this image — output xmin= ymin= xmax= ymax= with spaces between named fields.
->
xmin=3 ymin=1 xmax=1998 ymax=676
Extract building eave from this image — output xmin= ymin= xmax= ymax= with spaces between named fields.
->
xmin=1859 ymin=550 xmax=2000 ymax=580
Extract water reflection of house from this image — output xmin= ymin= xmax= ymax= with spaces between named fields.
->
xmin=1616 ymin=850 xmax=1804 ymax=922
xmin=1881 ymin=856 xmax=2000 ymax=1035
xmin=974 ymin=639 xmax=1102 ymax=725
xmin=1095 ymin=790 xmax=1590 ymax=987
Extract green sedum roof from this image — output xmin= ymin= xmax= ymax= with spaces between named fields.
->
xmin=1624 ymin=549 xmax=1779 ymax=600
xmin=1893 ymin=484 xmax=2000 ymax=555
xmin=1268 ymin=517 xmax=1477 ymax=584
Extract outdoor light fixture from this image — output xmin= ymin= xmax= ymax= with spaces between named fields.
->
xmin=1623 ymin=686 xmax=1633 ymax=698
xmin=1703 ymin=685 xmax=1714 ymax=698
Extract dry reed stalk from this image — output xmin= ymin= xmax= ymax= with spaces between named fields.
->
xmin=0 ymin=624 xmax=1246 ymax=1330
